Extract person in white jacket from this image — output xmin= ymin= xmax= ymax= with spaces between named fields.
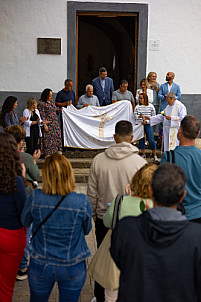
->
xmin=23 ymin=98 xmax=42 ymax=155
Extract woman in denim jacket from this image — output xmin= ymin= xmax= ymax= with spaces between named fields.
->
xmin=21 ymin=153 xmax=92 ymax=302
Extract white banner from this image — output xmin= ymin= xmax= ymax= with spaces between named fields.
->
xmin=62 ymin=101 xmax=144 ymax=149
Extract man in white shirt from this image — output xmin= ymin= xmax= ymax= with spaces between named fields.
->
xmin=146 ymin=91 xmax=187 ymax=152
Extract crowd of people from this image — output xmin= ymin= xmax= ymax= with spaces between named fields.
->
xmin=1 ymin=66 xmax=201 ymax=302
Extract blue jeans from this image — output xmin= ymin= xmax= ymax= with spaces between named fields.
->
xmin=19 ymin=226 xmax=31 ymax=269
xmin=139 ymin=124 xmax=156 ymax=150
xmin=28 ymin=258 xmax=87 ymax=302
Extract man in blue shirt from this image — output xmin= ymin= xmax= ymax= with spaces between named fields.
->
xmin=92 ymin=67 xmax=114 ymax=106
xmin=158 ymin=72 xmax=181 ymax=111
xmin=161 ymin=115 xmax=201 ymax=222
xmin=55 ymin=79 xmax=76 ymax=108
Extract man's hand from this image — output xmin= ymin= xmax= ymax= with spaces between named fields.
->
xmin=32 ymin=149 xmax=41 ymax=163
xmin=65 ymin=101 xmax=72 ymax=106
xmin=144 ymin=116 xmax=150 ymax=120
xmin=83 ymin=103 xmax=89 ymax=107
xmin=139 ymin=114 xmax=143 ymax=119
xmin=165 ymin=115 xmax=171 ymax=120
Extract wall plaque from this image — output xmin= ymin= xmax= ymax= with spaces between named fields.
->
xmin=37 ymin=38 xmax=61 ymax=55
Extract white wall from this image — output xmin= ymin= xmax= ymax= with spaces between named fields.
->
xmin=0 ymin=0 xmax=201 ymax=93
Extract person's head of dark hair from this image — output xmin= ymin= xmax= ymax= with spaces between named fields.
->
xmin=4 ymin=125 xmax=26 ymax=144
xmin=64 ymin=79 xmax=73 ymax=86
xmin=99 ymin=67 xmax=107 ymax=74
xmin=115 ymin=120 xmax=133 ymax=136
xmin=139 ymin=93 xmax=149 ymax=106
xmin=0 ymin=132 xmax=22 ymax=194
xmin=120 ymin=79 xmax=128 ymax=86
xmin=181 ymin=115 xmax=200 ymax=140
xmin=151 ymin=163 xmax=186 ymax=206
xmin=40 ymin=89 xmax=52 ymax=102
xmin=114 ymin=121 xmax=133 ymax=143
xmin=0 ymin=96 xmax=17 ymax=126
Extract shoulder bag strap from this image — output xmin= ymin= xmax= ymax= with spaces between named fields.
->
xmin=31 ymin=195 xmax=66 ymax=241
xmin=166 ymin=151 xmax=170 ymax=162
xmin=111 ymin=194 xmax=123 ymax=230
xmin=171 ymin=150 xmax=175 ymax=164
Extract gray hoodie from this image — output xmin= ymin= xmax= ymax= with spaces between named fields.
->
xmin=87 ymin=142 xmax=146 ymax=220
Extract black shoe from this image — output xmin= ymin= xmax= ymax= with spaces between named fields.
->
xmin=16 ymin=269 xmax=28 ymax=281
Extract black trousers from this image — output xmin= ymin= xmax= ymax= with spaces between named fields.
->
xmin=94 ymin=218 xmax=109 ymax=302
xmin=25 ymin=135 xmax=40 ymax=155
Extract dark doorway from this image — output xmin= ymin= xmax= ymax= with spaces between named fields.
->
xmin=67 ymin=2 xmax=148 ymax=99
xmin=77 ymin=13 xmax=138 ymax=98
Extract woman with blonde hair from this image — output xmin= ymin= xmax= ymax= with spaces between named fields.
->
xmin=147 ymin=72 xmax=160 ymax=114
xmin=23 ymin=98 xmax=43 ymax=155
xmin=21 ymin=153 xmax=92 ymax=302
xmin=135 ymin=78 xmax=153 ymax=104
xmin=103 ymin=163 xmax=157 ymax=302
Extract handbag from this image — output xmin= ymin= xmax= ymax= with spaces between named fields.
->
xmin=88 ymin=194 xmax=123 ymax=290
xmin=31 ymin=195 xmax=66 ymax=241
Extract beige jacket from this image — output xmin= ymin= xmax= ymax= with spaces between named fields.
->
xmin=87 ymin=142 xmax=147 ymax=220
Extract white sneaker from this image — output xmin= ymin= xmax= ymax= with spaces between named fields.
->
xmin=91 ymin=298 xmax=97 ymax=302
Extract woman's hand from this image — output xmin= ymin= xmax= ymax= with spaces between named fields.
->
xmin=125 ymin=184 xmax=131 ymax=196
xmin=44 ymin=124 xmax=49 ymax=132
xmin=141 ymin=121 xmax=147 ymax=125
xmin=20 ymin=116 xmax=29 ymax=124
xmin=32 ymin=149 xmax=41 ymax=163
xmin=21 ymin=163 xmax=26 ymax=178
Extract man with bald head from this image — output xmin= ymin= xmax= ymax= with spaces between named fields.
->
xmin=145 ymin=91 xmax=186 ymax=151
xmin=158 ymin=72 xmax=181 ymax=111
xmin=77 ymin=84 xmax=100 ymax=109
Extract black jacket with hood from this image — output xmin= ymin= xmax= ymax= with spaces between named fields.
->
xmin=111 ymin=209 xmax=201 ymax=302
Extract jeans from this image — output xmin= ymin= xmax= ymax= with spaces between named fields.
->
xmin=28 ymin=258 xmax=87 ymax=302
xmin=19 ymin=226 xmax=31 ymax=269
xmin=139 ymin=124 xmax=156 ymax=150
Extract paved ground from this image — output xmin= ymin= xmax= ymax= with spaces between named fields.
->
xmin=13 ymin=184 xmax=96 ymax=302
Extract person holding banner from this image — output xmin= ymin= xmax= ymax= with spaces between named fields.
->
xmin=38 ymin=89 xmax=62 ymax=157
xmin=77 ymin=84 xmax=100 ymax=109
xmin=112 ymin=79 xmax=135 ymax=111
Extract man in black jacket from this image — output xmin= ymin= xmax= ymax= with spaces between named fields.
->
xmin=111 ymin=163 xmax=201 ymax=302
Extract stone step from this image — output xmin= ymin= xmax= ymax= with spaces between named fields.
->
xmin=38 ymin=157 xmax=160 ymax=184
xmin=37 ymin=158 xmax=93 ymax=169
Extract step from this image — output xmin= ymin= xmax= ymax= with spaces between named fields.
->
xmin=38 ymin=168 xmax=90 ymax=184
xmin=37 ymin=158 xmax=93 ymax=169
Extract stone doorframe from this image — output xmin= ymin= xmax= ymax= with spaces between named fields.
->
xmin=67 ymin=1 xmax=148 ymax=90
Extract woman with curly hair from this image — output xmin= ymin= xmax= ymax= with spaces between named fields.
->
xmin=0 ymin=132 xmax=27 ymax=302
xmin=38 ymin=89 xmax=62 ymax=156
xmin=0 ymin=96 xmax=27 ymax=128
